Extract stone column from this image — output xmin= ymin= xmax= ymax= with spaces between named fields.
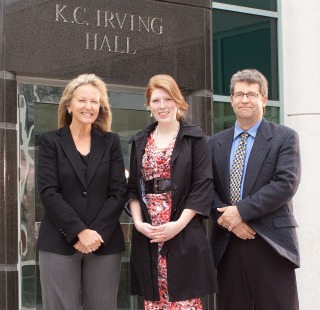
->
xmin=0 ymin=1 xmax=19 ymax=306
xmin=0 ymin=72 xmax=19 ymax=310
xmin=281 ymin=0 xmax=320 ymax=308
xmin=184 ymin=90 xmax=213 ymax=136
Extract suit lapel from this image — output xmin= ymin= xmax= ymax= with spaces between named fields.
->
xmin=172 ymin=122 xmax=204 ymax=164
xmin=135 ymin=134 xmax=147 ymax=176
xmin=57 ymin=126 xmax=87 ymax=189
xmin=86 ymin=128 xmax=108 ymax=187
xmin=131 ymin=124 xmax=155 ymax=176
xmin=215 ymin=128 xmax=234 ymax=203
xmin=243 ymin=119 xmax=272 ymax=196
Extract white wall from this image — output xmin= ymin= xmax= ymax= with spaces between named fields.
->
xmin=281 ymin=0 xmax=320 ymax=308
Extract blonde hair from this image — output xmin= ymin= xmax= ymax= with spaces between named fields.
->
xmin=145 ymin=74 xmax=189 ymax=121
xmin=58 ymin=74 xmax=112 ymax=132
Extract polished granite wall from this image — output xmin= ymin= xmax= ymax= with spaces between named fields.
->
xmin=6 ymin=0 xmax=212 ymax=130
xmin=1 ymin=0 xmax=212 ymax=308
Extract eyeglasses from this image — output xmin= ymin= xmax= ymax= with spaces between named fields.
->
xmin=232 ymin=92 xmax=260 ymax=101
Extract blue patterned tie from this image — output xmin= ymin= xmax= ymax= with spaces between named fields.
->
xmin=230 ymin=132 xmax=249 ymax=205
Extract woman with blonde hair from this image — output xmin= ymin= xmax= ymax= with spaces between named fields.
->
xmin=37 ymin=73 xmax=127 ymax=310
xmin=127 ymin=74 xmax=217 ymax=309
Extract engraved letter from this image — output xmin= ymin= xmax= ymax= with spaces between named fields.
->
xmin=130 ymin=14 xmax=135 ymax=31
xmin=100 ymin=35 xmax=112 ymax=51
xmin=56 ymin=4 xmax=68 ymax=23
xmin=96 ymin=10 xmax=102 ymax=27
xmin=115 ymin=13 xmax=127 ymax=29
xmin=151 ymin=18 xmax=163 ymax=34
xmin=73 ymin=7 xmax=87 ymax=25
xmin=138 ymin=16 xmax=150 ymax=33
xmin=86 ymin=33 xmax=98 ymax=50
xmin=126 ymin=37 xmax=137 ymax=55
xmin=114 ymin=36 xmax=125 ymax=53
xmin=104 ymin=11 xmax=115 ymax=28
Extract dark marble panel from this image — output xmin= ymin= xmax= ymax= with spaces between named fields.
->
xmin=185 ymin=91 xmax=212 ymax=135
xmin=5 ymin=130 xmax=18 ymax=265
xmin=0 ymin=129 xmax=18 ymax=265
xmin=5 ymin=0 xmax=212 ymax=90
xmin=204 ymin=8 xmax=213 ymax=91
xmin=156 ymin=0 xmax=211 ymax=8
xmin=0 ymin=78 xmax=3 ymax=122
xmin=0 ymin=130 xmax=6 ymax=264
xmin=0 ymin=271 xmax=5 ymax=309
xmin=0 ymin=0 xmax=4 ymax=69
xmin=0 ymin=76 xmax=17 ymax=123
xmin=7 ymin=270 xmax=19 ymax=310
xmin=0 ymin=270 xmax=19 ymax=310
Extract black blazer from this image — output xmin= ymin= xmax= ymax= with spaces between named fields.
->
xmin=37 ymin=126 xmax=127 ymax=255
xmin=208 ymin=118 xmax=301 ymax=268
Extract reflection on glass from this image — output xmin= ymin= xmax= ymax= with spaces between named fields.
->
xmin=20 ymin=83 xmax=150 ymax=309
xmin=213 ymin=9 xmax=278 ymax=100
xmin=213 ymin=101 xmax=279 ymax=133
xmin=213 ymin=0 xmax=277 ymax=11
xmin=19 ymin=84 xmax=64 ymax=309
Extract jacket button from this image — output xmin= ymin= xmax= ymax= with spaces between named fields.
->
xmin=167 ymin=253 xmax=172 ymax=258
xmin=172 ymin=185 xmax=177 ymax=190
xmin=82 ymin=191 xmax=87 ymax=197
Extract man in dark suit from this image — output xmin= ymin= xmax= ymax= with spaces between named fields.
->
xmin=208 ymin=69 xmax=301 ymax=310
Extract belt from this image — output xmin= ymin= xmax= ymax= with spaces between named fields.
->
xmin=145 ymin=177 xmax=171 ymax=194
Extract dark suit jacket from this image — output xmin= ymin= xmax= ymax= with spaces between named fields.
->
xmin=37 ymin=126 xmax=127 ymax=255
xmin=208 ymin=118 xmax=301 ymax=268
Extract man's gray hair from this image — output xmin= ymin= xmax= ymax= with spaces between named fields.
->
xmin=230 ymin=69 xmax=268 ymax=97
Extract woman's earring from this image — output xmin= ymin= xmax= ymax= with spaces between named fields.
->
xmin=150 ymin=112 xmax=153 ymax=117
xmin=68 ymin=110 xmax=72 ymax=114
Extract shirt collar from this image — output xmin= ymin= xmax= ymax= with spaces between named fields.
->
xmin=233 ymin=118 xmax=262 ymax=140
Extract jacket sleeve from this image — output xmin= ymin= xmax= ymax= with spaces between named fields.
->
xmin=37 ymin=133 xmax=87 ymax=243
xmin=210 ymin=152 xmax=228 ymax=221
xmin=183 ymin=135 xmax=214 ymax=218
xmin=237 ymin=130 xmax=301 ymax=222
xmin=89 ymin=134 xmax=127 ymax=244
xmin=127 ymin=141 xmax=140 ymax=204
xmin=212 ymin=191 xmax=228 ymax=221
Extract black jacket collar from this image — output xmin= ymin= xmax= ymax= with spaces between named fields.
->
xmin=128 ymin=120 xmax=203 ymax=144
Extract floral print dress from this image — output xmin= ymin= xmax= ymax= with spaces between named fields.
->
xmin=141 ymin=132 xmax=202 ymax=310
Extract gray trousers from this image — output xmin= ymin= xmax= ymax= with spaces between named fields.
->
xmin=39 ymin=250 xmax=122 ymax=310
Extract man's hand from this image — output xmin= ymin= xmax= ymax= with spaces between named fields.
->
xmin=232 ymin=222 xmax=256 ymax=240
xmin=217 ymin=205 xmax=242 ymax=231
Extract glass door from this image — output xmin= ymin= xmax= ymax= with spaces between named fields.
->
xmin=18 ymin=80 xmax=151 ymax=309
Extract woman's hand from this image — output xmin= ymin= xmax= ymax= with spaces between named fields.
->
xmin=77 ymin=229 xmax=104 ymax=252
xmin=74 ymin=240 xmax=92 ymax=253
xmin=148 ymin=209 xmax=197 ymax=243
xmin=149 ymin=221 xmax=183 ymax=243
xmin=130 ymin=199 xmax=162 ymax=238
xmin=135 ymin=222 xmax=162 ymax=238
